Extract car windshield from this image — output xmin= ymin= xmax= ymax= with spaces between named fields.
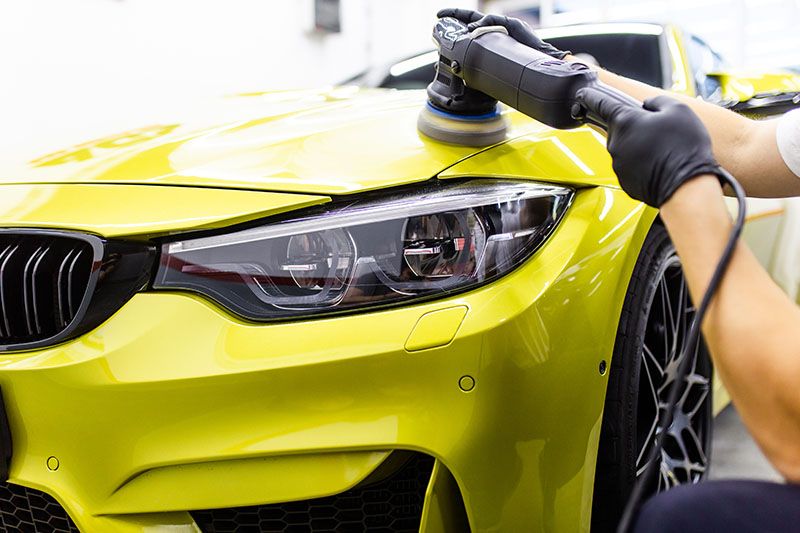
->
xmin=346 ymin=27 xmax=668 ymax=91
xmin=684 ymin=33 xmax=729 ymax=100
xmin=545 ymin=32 xmax=665 ymax=88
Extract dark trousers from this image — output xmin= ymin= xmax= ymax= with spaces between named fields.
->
xmin=633 ymin=480 xmax=800 ymax=533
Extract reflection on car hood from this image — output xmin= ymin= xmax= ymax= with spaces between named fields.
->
xmin=709 ymin=68 xmax=800 ymax=103
xmin=2 ymin=88 xmax=547 ymax=196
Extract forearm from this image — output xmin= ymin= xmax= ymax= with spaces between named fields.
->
xmin=660 ymin=176 xmax=800 ymax=480
xmin=577 ymin=60 xmax=800 ymax=197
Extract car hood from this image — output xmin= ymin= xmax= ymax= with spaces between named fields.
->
xmin=2 ymin=88 xmax=547 ymax=196
xmin=709 ymin=68 xmax=800 ymax=103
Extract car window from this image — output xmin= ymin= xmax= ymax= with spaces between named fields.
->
xmin=546 ymin=33 xmax=664 ymax=88
xmin=685 ymin=34 xmax=728 ymax=100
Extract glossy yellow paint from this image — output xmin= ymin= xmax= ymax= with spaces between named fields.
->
xmin=1 ymin=89 xmax=541 ymax=196
xmin=12 ymin=25 xmax=798 ymax=529
xmin=0 ymin=184 xmax=329 ymax=238
xmin=665 ymin=25 xmax=694 ymax=95
xmin=440 ymin=126 xmax=618 ymax=189
xmin=711 ymin=69 xmax=800 ymax=102
xmin=404 ymin=306 xmax=468 ymax=352
xmin=667 ymin=24 xmax=800 ymax=103
xmin=0 ymin=182 xmax=654 ymax=531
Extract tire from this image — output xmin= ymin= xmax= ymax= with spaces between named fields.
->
xmin=591 ymin=223 xmax=713 ymax=533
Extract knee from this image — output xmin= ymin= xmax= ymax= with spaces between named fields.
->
xmin=633 ymin=485 xmax=708 ymax=533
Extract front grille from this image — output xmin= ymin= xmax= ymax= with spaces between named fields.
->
xmin=0 ymin=482 xmax=78 ymax=532
xmin=0 ymin=230 xmax=155 ymax=352
xmin=0 ymin=232 xmax=100 ymax=349
xmin=191 ymin=453 xmax=435 ymax=533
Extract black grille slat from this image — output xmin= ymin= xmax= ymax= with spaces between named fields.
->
xmin=0 ymin=482 xmax=78 ymax=533
xmin=0 ymin=245 xmax=17 ymax=338
xmin=192 ymin=453 xmax=435 ymax=533
xmin=22 ymin=246 xmax=44 ymax=336
xmin=65 ymin=248 xmax=87 ymax=321
xmin=55 ymin=249 xmax=75 ymax=329
xmin=0 ymin=234 xmax=95 ymax=349
xmin=1 ymin=244 xmax=27 ymax=340
xmin=0 ymin=245 xmax=12 ymax=338
xmin=30 ymin=245 xmax=52 ymax=335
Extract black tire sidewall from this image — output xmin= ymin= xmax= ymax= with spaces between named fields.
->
xmin=590 ymin=224 xmax=713 ymax=532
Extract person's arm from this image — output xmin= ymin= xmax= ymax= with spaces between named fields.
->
xmin=582 ymin=63 xmax=800 ymax=198
xmin=440 ymin=9 xmax=799 ymax=196
xmin=660 ymin=176 xmax=800 ymax=481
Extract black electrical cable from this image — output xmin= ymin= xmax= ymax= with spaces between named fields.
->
xmin=616 ymin=168 xmax=747 ymax=533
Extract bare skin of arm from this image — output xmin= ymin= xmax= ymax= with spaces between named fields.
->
xmin=660 ymin=175 xmax=800 ymax=482
xmin=568 ymin=56 xmax=800 ymax=198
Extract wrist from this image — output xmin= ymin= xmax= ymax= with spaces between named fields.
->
xmin=660 ymin=174 xmax=730 ymax=226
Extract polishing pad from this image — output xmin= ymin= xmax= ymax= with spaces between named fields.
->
xmin=417 ymin=103 xmax=508 ymax=147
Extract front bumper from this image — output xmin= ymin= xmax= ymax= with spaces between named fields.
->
xmin=0 ymin=187 xmax=652 ymax=532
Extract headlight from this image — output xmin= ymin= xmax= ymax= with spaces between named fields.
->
xmin=153 ymin=180 xmax=572 ymax=320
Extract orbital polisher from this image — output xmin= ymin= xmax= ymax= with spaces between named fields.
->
xmin=417 ymin=16 xmax=639 ymax=144
xmin=418 ymin=16 xmax=749 ymax=533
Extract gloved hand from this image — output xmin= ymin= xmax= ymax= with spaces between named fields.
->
xmin=577 ymin=91 xmax=723 ymax=207
xmin=436 ymin=8 xmax=569 ymax=60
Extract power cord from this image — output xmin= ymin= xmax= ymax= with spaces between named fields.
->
xmin=617 ymin=169 xmax=747 ymax=533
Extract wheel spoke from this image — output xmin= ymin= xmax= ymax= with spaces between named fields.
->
xmin=643 ymin=344 xmax=664 ymax=376
xmin=684 ymin=375 xmax=710 ymax=418
xmin=636 ymin=417 xmax=659 ymax=469
xmin=678 ymin=276 xmax=688 ymax=348
xmin=657 ymin=279 xmax=670 ymax=356
xmin=685 ymin=424 xmax=709 ymax=467
xmin=641 ymin=352 xmax=660 ymax=409
xmin=661 ymin=277 xmax=677 ymax=355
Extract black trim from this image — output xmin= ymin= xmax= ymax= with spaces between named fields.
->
xmin=726 ymin=92 xmax=800 ymax=118
xmin=0 ymin=482 xmax=78 ymax=532
xmin=191 ymin=452 xmax=435 ymax=533
xmin=0 ymin=390 xmax=10 ymax=482
xmin=0 ymin=229 xmax=155 ymax=353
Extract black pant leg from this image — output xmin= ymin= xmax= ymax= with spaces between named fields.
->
xmin=633 ymin=480 xmax=800 ymax=533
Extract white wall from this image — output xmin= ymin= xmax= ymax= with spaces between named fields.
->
xmin=3 ymin=0 xmax=799 ymax=160
xmin=1 ymin=0 xmax=477 ymax=158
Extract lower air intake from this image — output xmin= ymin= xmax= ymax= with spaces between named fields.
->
xmin=0 ymin=482 xmax=78 ymax=533
xmin=191 ymin=452 xmax=434 ymax=533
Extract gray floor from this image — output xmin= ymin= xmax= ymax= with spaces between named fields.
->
xmin=709 ymin=405 xmax=782 ymax=482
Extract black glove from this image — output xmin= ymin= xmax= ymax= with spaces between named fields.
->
xmin=577 ymin=91 xmax=723 ymax=207
xmin=436 ymin=8 xmax=569 ymax=59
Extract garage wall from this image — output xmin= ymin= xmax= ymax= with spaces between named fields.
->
xmin=1 ymin=0 xmax=477 ymax=158
xmin=3 ymin=0 xmax=798 ymax=159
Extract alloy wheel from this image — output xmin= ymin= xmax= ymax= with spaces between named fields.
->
xmin=635 ymin=255 xmax=712 ymax=492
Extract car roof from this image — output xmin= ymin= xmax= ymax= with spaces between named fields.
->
xmin=537 ymin=22 xmax=666 ymax=39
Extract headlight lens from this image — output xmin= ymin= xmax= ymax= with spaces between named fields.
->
xmin=154 ymin=180 xmax=572 ymax=320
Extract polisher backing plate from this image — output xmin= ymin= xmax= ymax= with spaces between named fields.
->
xmin=417 ymin=103 xmax=508 ymax=147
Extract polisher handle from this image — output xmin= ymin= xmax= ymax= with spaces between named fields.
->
xmin=429 ymin=17 xmax=643 ymax=131
xmin=572 ymin=83 xmax=644 ymax=131
xmin=459 ymin=30 xmax=599 ymax=129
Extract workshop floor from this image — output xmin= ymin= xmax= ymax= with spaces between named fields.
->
xmin=710 ymin=406 xmax=782 ymax=481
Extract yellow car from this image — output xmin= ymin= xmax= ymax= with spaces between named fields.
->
xmin=0 ymin=25 xmax=797 ymax=533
